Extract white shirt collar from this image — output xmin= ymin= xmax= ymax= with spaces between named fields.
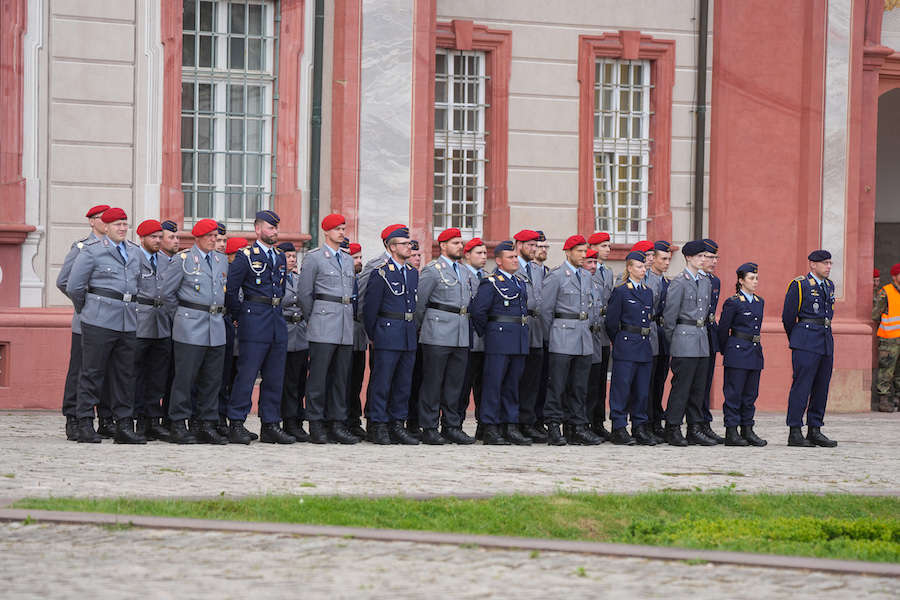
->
xmin=741 ymin=290 xmax=754 ymax=302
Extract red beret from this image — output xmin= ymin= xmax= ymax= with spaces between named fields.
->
xmin=563 ymin=234 xmax=587 ymax=250
xmin=437 ymin=227 xmax=461 ymax=242
xmin=588 ymin=232 xmax=610 ymax=244
xmin=225 ymin=237 xmax=248 ymax=254
xmin=891 ymin=264 xmax=900 ymax=278
xmin=349 ymin=243 xmax=362 ymax=255
xmin=631 ymin=240 xmax=655 ymax=253
xmin=874 ymin=268 xmax=881 ymax=278
xmin=585 ymin=248 xmax=598 ymax=259
xmin=381 ymin=223 xmax=406 ymax=240
xmin=191 ymin=218 xmax=218 ymax=237
xmin=136 ymin=219 xmax=162 ymax=237
xmin=321 ymin=213 xmax=346 ymax=231
xmin=513 ymin=229 xmax=539 ymax=242
xmin=101 ymin=207 xmax=127 ymax=223
xmin=464 ymin=238 xmax=484 ymax=253
xmin=86 ymin=205 xmax=110 ymax=218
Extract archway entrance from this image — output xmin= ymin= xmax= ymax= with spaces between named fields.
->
xmin=875 ymin=88 xmax=900 ymax=288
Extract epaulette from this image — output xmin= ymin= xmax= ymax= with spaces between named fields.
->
xmin=626 ymin=282 xmax=634 ymax=289
xmin=242 ymin=248 xmax=251 ymax=256
xmin=793 ymin=276 xmax=805 ymax=282
xmin=307 ymin=246 xmax=321 ymax=254
xmin=754 ymin=294 xmax=762 ymax=302
xmin=274 ymin=247 xmax=282 ymax=253
xmin=733 ymin=293 xmax=744 ymax=302
xmin=180 ymin=251 xmax=188 ymax=259
xmin=82 ymin=239 xmax=100 ymax=247
xmin=126 ymin=239 xmax=139 ymax=247
xmin=428 ymin=259 xmax=439 ymax=268
xmin=614 ymin=279 xmax=627 ymax=288
xmin=487 ymin=276 xmax=495 ymax=282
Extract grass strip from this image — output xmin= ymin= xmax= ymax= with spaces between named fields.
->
xmin=14 ymin=491 xmax=900 ymax=563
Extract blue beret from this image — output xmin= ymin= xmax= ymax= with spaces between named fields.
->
xmin=216 ymin=221 xmax=226 ymax=235
xmin=682 ymin=240 xmax=704 ymax=257
xmin=626 ymin=251 xmax=646 ymax=262
xmin=536 ymin=230 xmax=546 ymax=242
xmin=494 ymin=240 xmax=515 ymax=256
xmin=702 ymin=238 xmax=718 ymax=253
xmin=653 ymin=240 xmax=672 ymax=252
xmin=808 ymin=249 xmax=831 ymax=262
xmin=385 ymin=227 xmax=410 ymax=242
xmin=255 ymin=210 xmax=280 ymax=226
xmin=161 ymin=220 xmax=178 ymax=232
xmin=737 ymin=262 xmax=758 ymax=274
xmin=277 ymin=242 xmax=296 ymax=253
xmin=409 ymin=240 xmax=419 ymax=251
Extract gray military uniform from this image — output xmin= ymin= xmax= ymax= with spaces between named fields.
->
xmin=646 ymin=270 xmax=666 ymax=357
xmin=590 ymin=263 xmax=614 ymax=361
xmin=514 ymin=257 xmax=545 ymax=349
xmin=133 ymin=248 xmax=173 ymax=420
xmin=135 ymin=250 xmax=172 ymax=340
xmin=65 ymin=236 xmax=142 ymax=420
xmin=282 ymin=272 xmax=309 ymax=353
xmin=515 ymin=256 xmax=547 ymax=427
xmin=281 ymin=270 xmax=310 ymax=424
xmin=57 ymin=232 xmax=99 ymax=335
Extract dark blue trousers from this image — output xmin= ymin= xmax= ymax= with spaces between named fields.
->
xmin=228 ymin=340 xmax=287 ymax=424
xmin=702 ymin=353 xmax=716 ymax=422
xmin=218 ymin=319 xmax=236 ymax=419
xmin=481 ymin=353 xmax=525 ymax=424
xmin=722 ymin=367 xmax=760 ymax=427
xmin=367 ymin=349 xmax=415 ymax=422
xmin=786 ymin=349 xmax=833 ymax=428
xmin=609 ymin=358 xmax=651 ymax=430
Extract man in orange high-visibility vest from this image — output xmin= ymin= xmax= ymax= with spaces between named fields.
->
xmin=873 ymin=263 xmax=900 ymax=412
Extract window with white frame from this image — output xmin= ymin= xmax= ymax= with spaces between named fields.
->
xmin=592 ymin=58 xmax=651 ymax=243
xmin=181 ymin=0 xmax=276 ymax=228
xmin=433 ymin=49 xmax=487 ymax=239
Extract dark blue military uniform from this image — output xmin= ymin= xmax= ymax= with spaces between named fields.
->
xmin=647 ymin=268 xmax=671 ymax=430
xmin=363 ymin=257 xmax=418 ymax=423
xmin=225 ymin=240 xmax=288 ymax=425
xmin=470 ymin=268 xmax=529 ymax=425
xmin=606 ymin=278 xmax=654 ymax=431
xmin=782 ymin=272 xmax=835 ymax=428
xmin=702 ymin=272 xmax=721 ymax=423
xmin=718 ymin=291 xmax=764 ymax=427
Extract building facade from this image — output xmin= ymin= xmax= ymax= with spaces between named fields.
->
xmin=1 ymin=0 xmax=898 ymax=412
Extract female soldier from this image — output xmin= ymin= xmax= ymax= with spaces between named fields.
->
xmin=605 ymin=251 xmax=656 ymax=445
xmin=717 ymin=262 xmax=767 ymax=446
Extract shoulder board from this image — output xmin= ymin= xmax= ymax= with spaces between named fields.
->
xmin=684 ymin=272 xmax=691 ymax=280
xmin=82 ymin=239 xmax=100 ymax=247
xmin=488 ymin=276 xmax=495 ymax=282
xmin=126 ymin=240 xmax=139 ymax=247
xmin=754 ymin=294 xmax=763 ymax=302
xmin=427 ymin=259 xmax=439 ymax=268
xmin=732 ymin=294 xmax=742 ymax=300
xmin=793 ymin=276 xmax=805 ymax=282
xmin=242 ymin=248 xmax=251 ymax=256
xmin=76 ymin=241 xmax=84 ymax=249
xmin=179 ymin=251 xmax=188 ymax=259
xmin=377 ymin=267 xmax=386 ymax=277
xmin=307 ymin=247 xmax=321 ymax=254
xmin=274 ymin=247 xmax=282 ymax=253
xmin=614 ymin=280 xmax=627 ymax=288
xmin=626 ymin=282 xmax=633 ymax=289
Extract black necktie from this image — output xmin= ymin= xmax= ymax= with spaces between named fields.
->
xmin=526 ymin=262 xmax=532 ymax=280
xmin=150 ymin=254 xmax=157 ymax=275
xmin=205 ymin=254 xmax=211 ymax=270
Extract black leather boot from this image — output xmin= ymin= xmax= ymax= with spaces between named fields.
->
xmin=612 ymin=427 xmax=637 ymax=445
xmin=389 ymin=421 xmax=420 ymax=445
xmin=77 ymin=417 xmax=101 ymax=443
xmin=504 ymin=424 xmax=533 ymax=446
xmin=97 ymin=416 xmax=116 ymax=439
xmin=283 ymin=419 xmax=309 ymax=442
xmin=664 ymin=424 xmax=688 ymax=447
xmin=260 ymin=422 xmax=296 ymax=444
xmin=422 ymin=428 xmax=448 ymax=445
xmin=330 ymin=421 xmax=360 ymax=445
xmin=702 ymin=422 xmax=725 ymax=444
xmin=307 ymin=420 xmax=328 ymax=444
xmin=807 ymin=426 xmax=837 ymax=447
xmin=630 ymin=424 xmax=654 ymax=446
xmin=563 ymin=423 xmax=576 ymax=444
xmin=147 ymin=418 xmax=170 ymax=442
xmin=366 ymin=422 xmax=391 ymax=445
xmin=135 ymin=417 xmax=150 ymax=437
xmin=546 ymin=422 xmax=567 ymax=446
xmin=520 ymin=423 xmax=547 ymax=443
xmin=570 ymin=424 xmax=603 ymax=446
xmin=196 ymin=420 xmax=229 ymax=444
xmin=482 ymin=424 xmax=510 ymax=445
xmin=474 ymin=422 xmax=484 ymax=441
xmin=65 ymin=415 xmax=78 ymax=441
xmin=686 ymin=424 xmax=717 ymax=446
xmin=169 ymin=420 xmax=198 ymax=444
xmin=114 ymin=418 xmax=147 ymax=444
xmin=405 ymin=422 xmax=423 ymax=441
xmin=347 ymin=421 xmax=367 ymax=439
xmin=724 ymin=426 xmax=749 ymax=446
xmin=740 ymin=424 xmax=767 ymax=447
xmin=442 ymin=427 xmax=475 ymax=445
xmin=228 ymin=420 xmax=253 ymax=445
xmin=652 ymin=421 xmax=666 ymax=439
xmin=592 ymin=422 xmax=611 ymax=442
xmin=787 ymin=426 xmax=814 ymax=447
xmin=216 ymin=415 xmax=230 ymax=437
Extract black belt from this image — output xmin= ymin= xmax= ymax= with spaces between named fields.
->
xmin=800 ymin=317 xmax=831 ymax=327
xmin=89 ymin=287 xmax=134 ymax=302
xmin=708 ymin=315 xmax=717 ymax=325
xmin=135 ymin=297 xmax=165 ymax=308
xmin=427 ymin=301 xmax=468 ymax=315
xmin=731 ymin=330 xmax=761 ymax=343
xmin=528 ymin=309 xmax=538 ymax=317
xmin=179 ymin=300 xmax=225 ymax=314
xmin=286 ymin=314 xmax=304 ymax=324
xmin=315 ymin=293 xmax=353 ymax=305
xmin=379 ymin=311 xmax=414 ymax=321
xmin=677 ymin=318 xmax=707 ymax=328
xmin=654 ymin=316 xmax=665 ymax=326
xmin=554 ymin=311 xmax=589 ymax=320
xmin=590 ymin=325 xmax=605 ymax=334
xmin=489 ymin=314 xmax=528 ymax=325
xmin=247 ymin=295 xmax=282 ymax=306
xmin=621 ymin=324 xmax=651 ymax=336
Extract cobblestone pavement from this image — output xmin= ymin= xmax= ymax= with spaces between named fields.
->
xmin=2 ymin=523 xmax=898 ymax=600
xmin=1 ymin=411 xmax=897 ymax=499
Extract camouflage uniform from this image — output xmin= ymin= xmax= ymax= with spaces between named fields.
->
xmin=872 ymin=284 xmax=900 ymax=412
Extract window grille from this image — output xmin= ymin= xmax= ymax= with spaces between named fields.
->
xmin=592 ymin=58 xmax=651 ymax=243
xmin=181 ymin=0 xmax=277 ymax=228
xmin=433 ymin=49 xmax=487 ymax=239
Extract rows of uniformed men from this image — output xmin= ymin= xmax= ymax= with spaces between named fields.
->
xmin=58 ymin=206 xmax=839 ymax=447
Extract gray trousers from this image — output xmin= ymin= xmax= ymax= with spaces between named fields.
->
xmin=418 ymin=344 xmax=468 ymax=429
xmin=77 ymin=324 xmax=136 ymax=420
xmin=168 ymin=342 xmax=225 ymax=422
